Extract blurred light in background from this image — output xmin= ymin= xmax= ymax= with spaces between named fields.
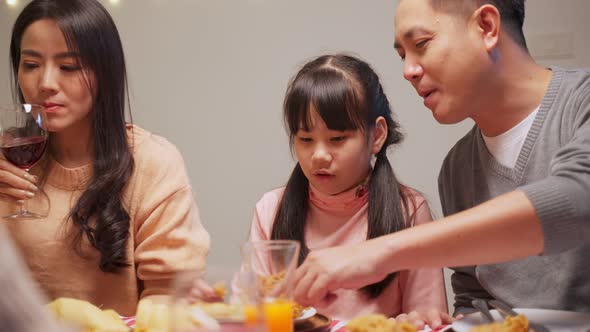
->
xmin=6 ymin=0 xmax=18 ymax=7
xmin=109 ymin=0 xmax=120 ymax=5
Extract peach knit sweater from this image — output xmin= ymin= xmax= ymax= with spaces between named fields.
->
xmin=2 ymin=125 xmax=210 ymax=316
xmin=249 ymin=184 xmax=447 ymax=320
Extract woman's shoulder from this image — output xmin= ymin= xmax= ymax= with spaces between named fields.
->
xmin=125 ymin=124 xmax=188 ymax=182
xmin=127 ymin=124 xmax=185 ymax=163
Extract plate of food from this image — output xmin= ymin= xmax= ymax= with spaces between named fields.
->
xmin=452 ymin=308 xmax=590 ymax=332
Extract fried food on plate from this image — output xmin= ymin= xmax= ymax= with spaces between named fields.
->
xmin=470 ymin=314 xmax=530 ymax=332
xmin=46 ymin=297 xmax=128 ymax=332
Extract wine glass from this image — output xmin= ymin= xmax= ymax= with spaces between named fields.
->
xmin=0 ymin=104 xmax=49 ymax=219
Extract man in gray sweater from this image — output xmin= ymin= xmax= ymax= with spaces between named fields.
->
xmin=293 ymin=0 xmax=590 ymax=326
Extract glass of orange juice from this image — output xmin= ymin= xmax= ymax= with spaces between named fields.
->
xmin=241 ymin=240 xmax=301 ymax=332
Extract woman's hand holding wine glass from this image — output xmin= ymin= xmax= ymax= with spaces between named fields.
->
xmin=0 ymin=104 xmax=48 ymax=219
xmin=0 ymin=157 xmax=39 ymax=202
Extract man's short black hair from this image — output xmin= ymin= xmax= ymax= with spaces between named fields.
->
xmin=430 ymin=0 xmax=528 ymax=50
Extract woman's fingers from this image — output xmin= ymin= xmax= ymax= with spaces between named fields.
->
xmin=0 ymin=192 xmax=20 ymax=203
xmin=0 ymin=185 xmax=36 ymax=201
xmin=0 ymin=160 xmax=38 ymax=202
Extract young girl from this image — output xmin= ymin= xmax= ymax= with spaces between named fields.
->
xmin=248 ymin=54 xmax=447 ymax=323
xmin=1 ymin=0 xmax=209 ymax=316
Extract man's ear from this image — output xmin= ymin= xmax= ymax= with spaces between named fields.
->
xmin=473 ymin=4 xmax=501 ymax=52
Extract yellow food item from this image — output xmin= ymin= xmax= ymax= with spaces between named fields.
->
xmin=192 ymin=301 xmax=244 ymax=320
xmin=292 ymin=303 xmax=304 ymax=318
xmin=346 ymin=314 xmax=416 ymax=332
xmin=212 ymin=282 xmax=227 ymax=299
xmin=259 ymin=270 xmax=287 ymax=295
xmin=135 ymin=299 xmax=202 ymax=332
xmin=134 ymin=299 xmax=169 ymax=332
xmin=470 ymin=324 xmax=505 ymax=332
xmin=47 ymin=297 xmax=210 ymax=332
xmin=46 ymin=298 xmax=129 ymax=332
xmin=470 ymin=314 xmax=530 ymax=332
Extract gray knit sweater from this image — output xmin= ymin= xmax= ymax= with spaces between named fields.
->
xmin=438 ymin=67 xmax=590 ymax=315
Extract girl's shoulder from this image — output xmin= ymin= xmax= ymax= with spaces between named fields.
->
xmin=400 ymin=186 xmax=430 ymax=226
xmin=401 ymin=186 xmax=427 ymax=208
xmin=250 ymin=187 xmax=286 ymax=235
xmin=255 ymin=187 xmax=286 ymax=212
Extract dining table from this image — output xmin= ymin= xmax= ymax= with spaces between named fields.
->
xmin=121 ymin=316 xmax=453 ymax=332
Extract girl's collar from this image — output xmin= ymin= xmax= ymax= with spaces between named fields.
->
xmin=309 ymin=175 xmax=370 ymax=213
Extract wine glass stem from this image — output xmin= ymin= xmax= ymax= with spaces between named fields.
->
xmin=18 ymin=200 xmax=27 ymax=215
xmin=20 ymin=169 xmax=30 ymax=215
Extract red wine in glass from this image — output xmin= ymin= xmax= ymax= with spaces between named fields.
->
xmin=1 ymin=136 xmax=48 ymax=170
xmin=0 ymin=104 xmax=49 ymax=219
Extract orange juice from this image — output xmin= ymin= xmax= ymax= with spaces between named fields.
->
xmin=244 ymin=304 xmax=259 ymax=326
xmin=263 ymin=300 xmax=293 ymax=332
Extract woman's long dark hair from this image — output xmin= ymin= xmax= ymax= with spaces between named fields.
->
xmin=271 ymin=54 xmax=415 ymax=298
xmin=10 ymin=0 xmax=134 ymax=273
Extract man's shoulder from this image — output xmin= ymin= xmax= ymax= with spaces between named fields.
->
xmin=553 ymin=66 xmax=590 ymax=96
xmin=547 ymin=67 xmax=590 ymax=127
xmin=441 ymin=125 xmax=479 ymax=170
xmin=558 ymin=66 xmax=590 ymax=80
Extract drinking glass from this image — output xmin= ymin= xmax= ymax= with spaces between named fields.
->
xmin=0 ymin=104 xmax=48 ymax=219
xmin=241 ymin=240 xmax=301 ymax=332
xmin=170 ymin=266 xmax=263 ymax=332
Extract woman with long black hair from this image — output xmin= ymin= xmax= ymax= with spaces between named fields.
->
xmin=1 ymin=0 xmax=209 ymax=316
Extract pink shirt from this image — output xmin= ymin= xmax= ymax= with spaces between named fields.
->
xmin=249 ymin=185 xmax=447 ymax=320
